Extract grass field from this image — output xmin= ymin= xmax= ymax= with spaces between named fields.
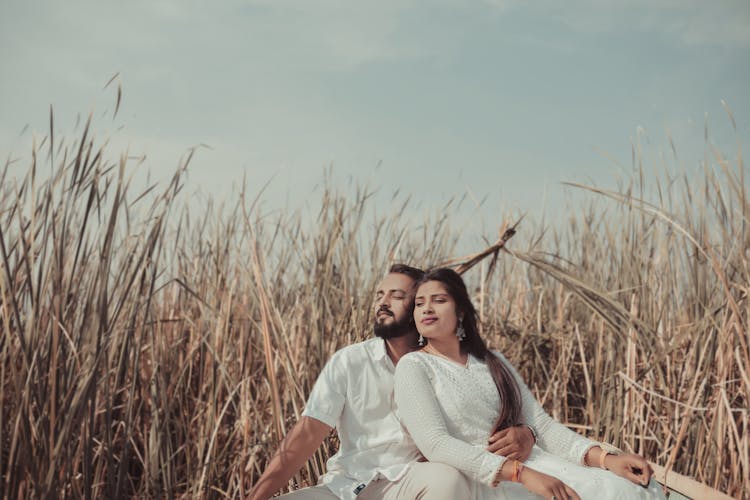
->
xmin=1 ymin=116 xmax=747 ymax=498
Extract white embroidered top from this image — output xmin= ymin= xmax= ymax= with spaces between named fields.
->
xmin=393 ymin=350 xmax=598 ymax=487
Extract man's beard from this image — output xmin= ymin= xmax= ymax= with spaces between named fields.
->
xmin=373 ymin=314 xmax=414 ymax=340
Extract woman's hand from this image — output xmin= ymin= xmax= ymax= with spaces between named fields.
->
xmin=519 ymin=467 xmax=580 ymax=500
xmin=605 ymin=453 xmax=653 ymax=487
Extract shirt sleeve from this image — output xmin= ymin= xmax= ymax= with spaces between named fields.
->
xmin=301 ymin=352 xmax=347 ymax=429
xmin=394 ymin=355 xmax=506 ymax=486
xmin=493 ymin=351 xmax=598 ymax=464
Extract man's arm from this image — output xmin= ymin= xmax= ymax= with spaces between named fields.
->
xmin=248 ymin=416 xmax=333 ymax=500
xmin=487 ymin=425 xmax=536 ymax=461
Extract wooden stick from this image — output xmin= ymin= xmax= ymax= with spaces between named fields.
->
xmin=650 ymin=461 xmax=735 ymax=500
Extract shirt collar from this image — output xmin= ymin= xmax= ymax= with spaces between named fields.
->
xmin=368 ymin=337 xmax=389 ymax=362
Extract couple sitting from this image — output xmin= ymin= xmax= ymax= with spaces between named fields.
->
xmin=250 ymin=265 xmax=665 ymax=500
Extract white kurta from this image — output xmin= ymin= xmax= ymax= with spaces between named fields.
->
xmin=393 ymin=350 xmax=666 ymax=500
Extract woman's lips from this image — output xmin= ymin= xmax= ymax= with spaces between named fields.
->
xmin=420 ymin=317 xmax=437 ymax=325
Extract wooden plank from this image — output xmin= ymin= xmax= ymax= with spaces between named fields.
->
xmin=649 ymin=462 xmax=735 ymax=500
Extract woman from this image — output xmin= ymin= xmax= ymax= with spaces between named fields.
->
xmin=393 ymin=268 xmax=665 ymax=500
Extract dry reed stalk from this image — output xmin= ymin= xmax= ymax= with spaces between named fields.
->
xmin=0 ymin=106 xmax=747 ymax=497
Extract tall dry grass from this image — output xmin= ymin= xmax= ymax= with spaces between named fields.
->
xmin=0 ymin=113 xmax=747 ymax=498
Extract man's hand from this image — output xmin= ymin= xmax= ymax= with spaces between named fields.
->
xmin=248 ymin=416 xmax=332 ymax=500
xmin=487 ymin=425 xmax=535 ymax=461
xmin=605 ymin=453 xmax=653 ymax=487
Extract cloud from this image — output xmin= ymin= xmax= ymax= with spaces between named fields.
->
xmin=646 ymin=2 xmax=750 ymax=48
xmin=2 ymin=0 xmax=748 ymax=218
xmin=475 ymin=0 xmax=750 ymax=48
xmin=238 ymin=1 xmax=434 ymax=70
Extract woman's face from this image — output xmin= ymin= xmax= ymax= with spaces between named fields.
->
xmin=414 ymin=280 xmax=461 ymax=341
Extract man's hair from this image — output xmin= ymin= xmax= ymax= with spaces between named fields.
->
xmin=388 ymin=263 xmax=425 ymax=281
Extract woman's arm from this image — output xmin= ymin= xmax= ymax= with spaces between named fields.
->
xmin=493 ymin=352 xmax=598 ymax=464
xmin=584 ymin=447 xmax=654 ymax=486
xmin=394 ymin=355 xmax=581 ymax=499
xmin=394 ymin=356 xmax=506 ymax=486
xmin=494 ymin=353 xmax=654 ymax=486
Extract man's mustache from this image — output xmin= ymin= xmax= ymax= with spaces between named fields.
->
xmin=377 ymin=306 xmax=394 ymax=317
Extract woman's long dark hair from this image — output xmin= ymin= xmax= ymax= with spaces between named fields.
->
xmin=415 ymin=268 xmax=522 ymax=431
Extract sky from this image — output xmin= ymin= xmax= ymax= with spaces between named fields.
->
xmin=1 ymin=0 xmax=749 ymax=243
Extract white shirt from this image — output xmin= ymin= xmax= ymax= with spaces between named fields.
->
xmin=302 ymin=338 xmax=421 ymax=499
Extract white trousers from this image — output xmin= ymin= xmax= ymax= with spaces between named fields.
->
xmin=277 ymin=462 xmax=471 ymax=500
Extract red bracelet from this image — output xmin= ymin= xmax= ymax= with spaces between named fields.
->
xmin=511 ymin=460 xmax=525 ymax=482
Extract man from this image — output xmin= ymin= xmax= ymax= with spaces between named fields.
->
xmin=249 ymin=264 xmax=534 ymax=500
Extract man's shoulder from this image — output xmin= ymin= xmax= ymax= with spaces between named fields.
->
xmin=327 ymin=337 xmax=383 ymax=366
